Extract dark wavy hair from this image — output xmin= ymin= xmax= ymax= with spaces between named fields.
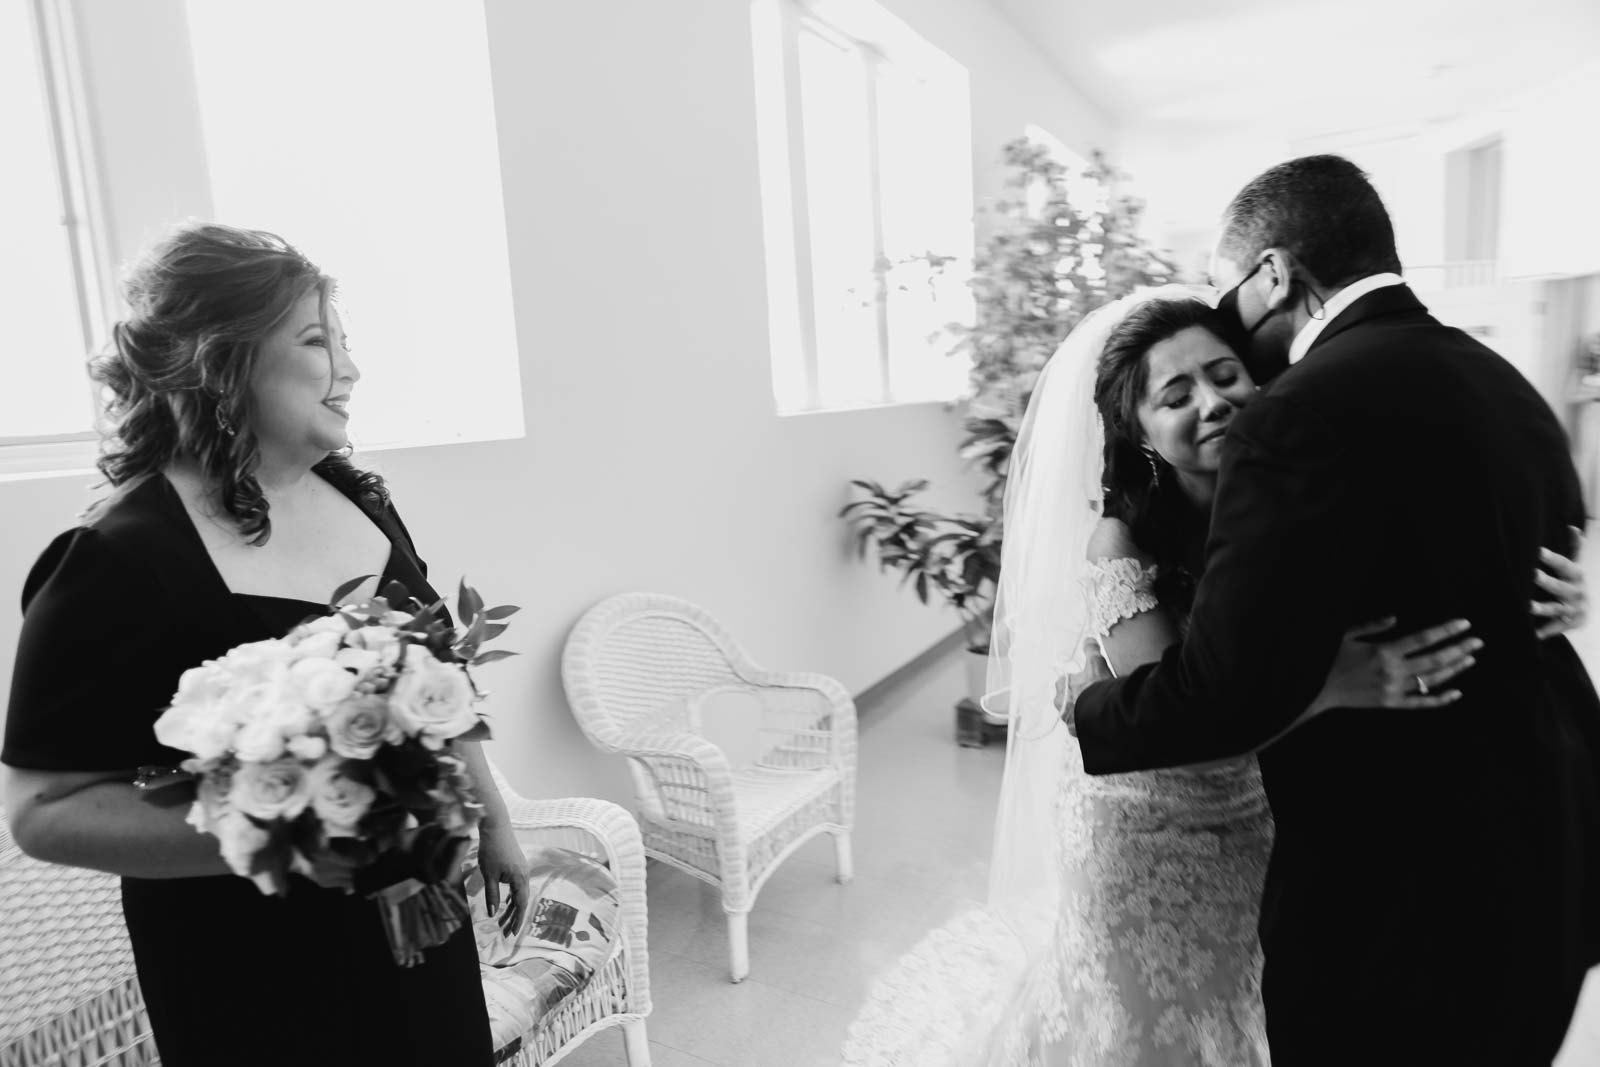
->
xmin=1093 ymin=297 xmax=1231 ymax=618
xmin=88 ymin=222 xmax=386 ymax=543
xmin=1219 ymin=154 xmax=1401 ymax=287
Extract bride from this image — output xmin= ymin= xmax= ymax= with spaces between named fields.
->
xmin=842 ymin=285 xmax=1588 ymax=1065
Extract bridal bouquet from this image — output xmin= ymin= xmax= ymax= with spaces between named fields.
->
xmin=137 ymin=576 xmax=518 ymax=966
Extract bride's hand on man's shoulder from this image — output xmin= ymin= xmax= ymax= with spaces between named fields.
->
xmin=1531 ymin=526 xmax=1586 ymax=640
xmin=1309 ymin=617 xmax=1481 ymax=720
xmin=1056 ymin=639 xmax=1112 ymax=736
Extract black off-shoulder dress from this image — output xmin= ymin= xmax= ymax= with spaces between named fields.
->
xmin=2 ymin=474 xmax=493 ymax=1067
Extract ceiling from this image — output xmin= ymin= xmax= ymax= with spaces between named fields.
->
xmin=989 ymin=0 xmax=1600 ymax=140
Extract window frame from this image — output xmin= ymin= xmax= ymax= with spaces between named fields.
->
xmin=0 ymin=0 xmax=117 ymax=463
xmin=1 ymin=0 xmax=526 ymax=483
xmin=761 ymin=0 xmax=971 ymax=416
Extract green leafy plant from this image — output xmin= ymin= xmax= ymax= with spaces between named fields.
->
xmin=843 ymin=138 xmax=1179 ymax=643
xmin=839 ymin=479 xmax=1002 ymax=650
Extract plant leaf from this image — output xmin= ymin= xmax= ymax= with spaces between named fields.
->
xmin=471 ymin=649 xmax=519 ymax=665
xmin=457 ymin=579 xmax=483 ymax=627
xmin=328 ymin=574 xmax=377 ymax=607
xmin=482 ymin=605 xmax=520 ymax=621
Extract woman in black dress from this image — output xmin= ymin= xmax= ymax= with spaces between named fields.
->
xmin=2 ymin=223 xmax=526 ymax=1066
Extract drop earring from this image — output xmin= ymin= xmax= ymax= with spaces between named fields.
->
xmin=1141 ymin=446 xmax=1161 ymax=485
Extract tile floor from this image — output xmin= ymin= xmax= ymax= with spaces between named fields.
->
xmin=556 ymin=646 xmax=1000 ymax=1067
xmin=558 ymin=611 xmax=1600 ymax=1066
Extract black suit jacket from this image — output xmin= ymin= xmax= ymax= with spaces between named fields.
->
xmin=1074 ymin=285 xmax=1600 ymax=1062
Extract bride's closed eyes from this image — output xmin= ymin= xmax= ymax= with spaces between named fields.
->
xmin=1153 ymin=357 xmax=1245 ymax=409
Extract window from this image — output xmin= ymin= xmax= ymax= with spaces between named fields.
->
xmin=1445 ymin=135 xmax=1502 ymax=279
xmin=183 ymin=0 xmax=523 ymax=451
xmin=0 ymin=0 xmax=522 ymax=479
xmin=0 ymin=0 xmax=108 ymax=444
xmin=753 ymin=0 xmax=974 ymax=415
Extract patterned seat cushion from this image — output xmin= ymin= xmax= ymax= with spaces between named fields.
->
xmin=463 ymin=844 xmax=620 ymax=1055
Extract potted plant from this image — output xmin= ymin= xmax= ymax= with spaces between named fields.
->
xmin=839 ymin=479 xmax=1002 ymax=744
xmin=842 ymin=137 xmax=1179 ymax=744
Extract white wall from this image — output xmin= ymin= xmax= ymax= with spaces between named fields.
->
xmin=0 ymin=0 xmax=1109 ymax=805
xmin=1118 ymin=60 xmax=1600 ymax=284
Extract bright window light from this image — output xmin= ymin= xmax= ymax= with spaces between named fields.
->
xmin=0 ymin=0 xmax=97 ymax=441
xmin=754 ymin=0 xmax=974 ymax=415
xmin=183 ymin=0 xmax=524 ymax=451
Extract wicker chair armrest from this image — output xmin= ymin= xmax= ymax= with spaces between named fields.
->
xmin=482 ymin=778 xmax=653 ymax=1018
xmin=738 ymin=673 xmax=857 ymax=771
xmin=609 ymin=727 xmax=734 ymax=777
xmin=743 ymin=669 xmax=854 ymax=711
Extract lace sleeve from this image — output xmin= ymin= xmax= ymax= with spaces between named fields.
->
xmin=1085 ymin=557 xmax=1160 ymax=638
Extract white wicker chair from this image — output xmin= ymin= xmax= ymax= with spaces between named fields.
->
xmin=0 ymin=774 xmax=651 ymax=1067
xmin=484 ymin=763 xmax=653 ymax=1067
xmin=0 ymin=814 xmax=158 ymax=1067
xmin=561 ymin=592 xmax=857 ymax=982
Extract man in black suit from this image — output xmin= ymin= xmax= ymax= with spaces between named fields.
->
xmin=1065 ymin=155 xmax=1600 ymax=1064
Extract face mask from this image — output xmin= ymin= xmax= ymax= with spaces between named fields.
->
xmin=1215 ymin=262 xmax=1289 ymax=383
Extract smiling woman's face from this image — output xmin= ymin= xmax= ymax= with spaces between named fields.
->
xmin=249 ymin=287 xmax=359 ymax=460
xmin=1136 ymin=325 xmax=1256 ymax=475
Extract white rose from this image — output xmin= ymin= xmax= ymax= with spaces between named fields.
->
xmin=334 ymin=646 xmax=384 ymax=678
xmin=233 ymin=716 xmax=287 ymax=763
xmin=306 ymin=756 xmax=377 ymax=838
xmin=214 ymin=810 xmax=271 ymax=878
xmin=298 ymin=614 xmax=351 ymax=637
xmin=388 ymin=645 xmax=480 ymax=747
xmin=288 ymin=657 xmax=359 ymax=711
xmin=222 ymin=639 xmax=298 ymax=680
xmin=153 ymin=701 xmax=239 ymax=761
xmin=346 ymin=624 xmax=400 ymax=651
xmin=186 ymin=764 xmax=235 ymax=834
xmin=325 ymin=694 xmax=401 ymax=760
xmin=287 ymin=734 xmax=328 ymax=761
xmin=291 ymin=630 xmax=344 ymax=662
xmin=173 ymin=663 xmax=231 ymax=707
xmin=229 ymin=757 xmax=311 ymax=821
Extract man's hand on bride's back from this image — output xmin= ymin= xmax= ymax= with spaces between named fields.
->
xmin=1530 ymin=527 xmax=1587 ymax=639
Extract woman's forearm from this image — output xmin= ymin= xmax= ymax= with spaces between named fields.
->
xmin=5 ymin=772 xmax=229 ymax=879
xmin=455 ymin=740 xmax=510 ymax=828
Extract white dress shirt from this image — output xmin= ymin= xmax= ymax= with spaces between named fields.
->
xmin=1286 ymin=272 xmax=1407 ymax=366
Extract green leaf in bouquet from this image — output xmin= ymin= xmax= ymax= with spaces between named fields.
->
xmin=328 ymin=574 xmax=379 ymax=608
xmin=458 ymin=579 xmax=484 ymax=627
xmin=382 ymin=579 xmax=420 ymax=613
xmin=375 ymin=737 xmax=438 ymax=783
xmin=358 ymin=797 xmax=410 ymax=854
xmin=371 ymin=740 xmax=444 ymax=821
xmin=452 ymin=719 xmax=493 ymax=744
xmin=470 ymin=649 xmax=518 ymax=666
xmin=286 ymin=809 xmax=323 ymax=858
xmin=399 ymin=599 xmax=445 ymax=636
xmin=246 ymin=818 xmax=296 ymax=892
xmin=481 ymin=605 xmax=520 ymax=621
xmin=325 ymin=835 xmax=377 ymax=868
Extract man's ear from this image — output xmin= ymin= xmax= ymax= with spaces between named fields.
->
xmin=1259 ymin=248 xmax=1298 ymax=311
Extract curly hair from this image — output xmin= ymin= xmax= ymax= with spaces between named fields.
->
xmin=1093 ymin=297 xmax=1232 ymax=618
xmin=88 ymin=222 xmax=386 ymax=543
xmin=1218 ymin=154 xmax=1401 ymax=288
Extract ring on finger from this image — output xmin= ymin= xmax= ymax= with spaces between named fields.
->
xmin=1414 ymin=674 xmax=1430 ymax=696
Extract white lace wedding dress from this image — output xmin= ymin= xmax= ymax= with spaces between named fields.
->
xmin=843 ymin=559 xmax=1275 ymax=1066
